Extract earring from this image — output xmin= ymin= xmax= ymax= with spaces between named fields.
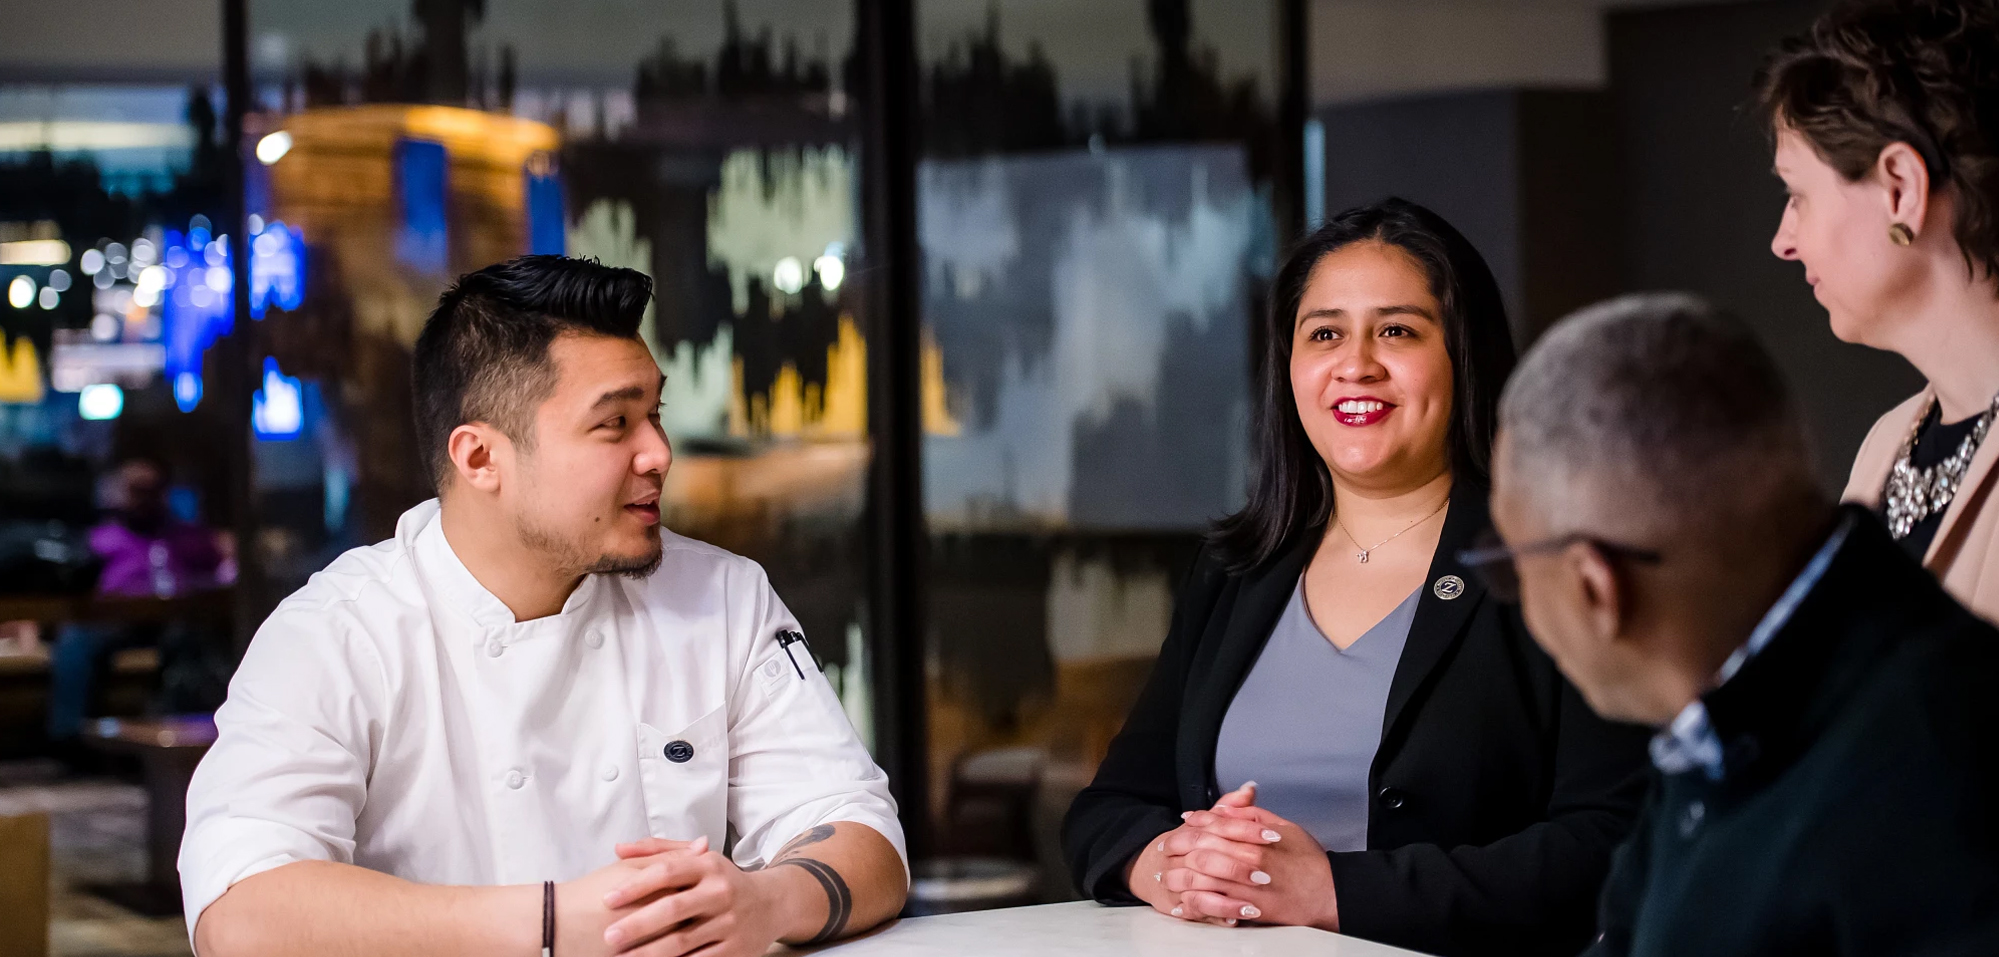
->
xmin=1889 ymin=223 xmax=1915 ymax=246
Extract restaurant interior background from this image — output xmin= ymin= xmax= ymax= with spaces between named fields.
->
xmin=0 ymin=0 xmax=1927 ymax=953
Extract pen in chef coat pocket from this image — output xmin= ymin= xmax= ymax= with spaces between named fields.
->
xmin=777 ymin=629 xmax=818 ymax=679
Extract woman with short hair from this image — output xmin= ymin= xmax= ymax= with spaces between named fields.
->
xmin=1762 ymin=0 xmax=1999 ymax=616
xmin=1062 ymin=198 xmax=1649 ymax=956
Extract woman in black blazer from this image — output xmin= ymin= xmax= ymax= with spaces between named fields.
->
xmin=1061 ymin=199 xmax=1650 ymax=957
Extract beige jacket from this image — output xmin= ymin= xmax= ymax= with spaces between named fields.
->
xmin=1845 ymin=386 xmax=1999 ymax=622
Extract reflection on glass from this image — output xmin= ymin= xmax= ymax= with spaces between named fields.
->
xmin=0 ymin=82 xmax=236 ymax=536
xmin=917 ymin=0 xmax=1277 ymax=897
xmin=244 ymin=0 xmax=874 ymax=725
xmin=922 ymin=148 xmax=1256 ymax=528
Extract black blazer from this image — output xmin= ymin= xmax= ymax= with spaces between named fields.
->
xmin=1587 ymin=508 xmax=1999 ymax=957
xmin=1062 ymin=483 xmax=1651 ymax=957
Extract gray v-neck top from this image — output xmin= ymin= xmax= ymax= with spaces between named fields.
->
xmin=1214 ymin=578 xmax=1420 ymax=852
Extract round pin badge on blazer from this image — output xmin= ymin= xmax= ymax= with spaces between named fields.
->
xmin=1433 ymin=575 xmax=1466 ymax=600
xmin=664 ymin=740 xmax=695 ymax=763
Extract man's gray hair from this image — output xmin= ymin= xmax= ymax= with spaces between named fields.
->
xmin=1498 ymin=292 xmax=1814 ymax=536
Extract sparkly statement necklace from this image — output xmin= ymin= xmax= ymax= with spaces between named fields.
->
xmin=1336 ymin=497 xmax=1449 ymax=563
xmin=1883 ymin=392 xmax=1999 ymax=539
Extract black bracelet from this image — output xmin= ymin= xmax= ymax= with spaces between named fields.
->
xmin=542 ymin=880 xmax=555 ymax=957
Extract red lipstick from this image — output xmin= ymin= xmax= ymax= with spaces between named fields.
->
xmin=1332 ymin=395 xmax=1396 ymax=427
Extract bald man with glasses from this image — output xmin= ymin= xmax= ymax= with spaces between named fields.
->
xmin=1474 ymin=293 xmax=1999 ymax=957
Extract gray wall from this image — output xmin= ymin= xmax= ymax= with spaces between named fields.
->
xmin=1320 ymin=90 xmax=1525 ymax=329
xmin=1317 ymin=88 xmax=1624 ymax=349
xmin=1607 ymin=0 xmax=1924 ymax=490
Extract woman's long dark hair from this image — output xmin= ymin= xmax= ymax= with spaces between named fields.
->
xmin=1210 ymin=197 xmax=1517 ymax=572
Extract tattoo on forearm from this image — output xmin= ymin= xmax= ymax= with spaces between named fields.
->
xmin=778 ymin=857 xmax=852 ymax=944
xmin=774 ymin=824 xmax=836 ymax=862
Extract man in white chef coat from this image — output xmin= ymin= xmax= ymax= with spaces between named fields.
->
xmin=180 ymin=255 xmax=907 ymax=957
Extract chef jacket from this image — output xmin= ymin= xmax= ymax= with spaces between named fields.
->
xmin=178 ymin=499 xmax=903 ymax=938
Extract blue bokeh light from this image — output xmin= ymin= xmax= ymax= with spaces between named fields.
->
xmin=251 ymin=356 xmax=304 ymax=440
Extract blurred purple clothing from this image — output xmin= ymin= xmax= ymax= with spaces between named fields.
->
xmin=90 ymin=520 xmax=225 ymax=598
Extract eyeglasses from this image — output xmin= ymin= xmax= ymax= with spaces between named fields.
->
xmin=1456 ymin=526 xmax=1663 ymax=603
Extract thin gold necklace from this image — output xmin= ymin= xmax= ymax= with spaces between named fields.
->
xmin=1336 ymin=498 xmax=1449 ymax=564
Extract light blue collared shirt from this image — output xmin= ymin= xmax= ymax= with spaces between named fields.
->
xmin=1649 ymin=513 xmax=1855 ymax=780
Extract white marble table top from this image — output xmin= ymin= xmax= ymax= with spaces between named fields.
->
xmin=786 ymin=901 xmax=1429 ymax=957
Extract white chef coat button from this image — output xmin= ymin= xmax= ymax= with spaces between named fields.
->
xmin=505 ymin=769 xmax=525 ymax=790
xmin=601 ymin=765 xmax=619 ymax=782
xmin=586 ymin=632 xmax=604 ymax=649
xmin=486 ymin=640 xmax=504 ymax=658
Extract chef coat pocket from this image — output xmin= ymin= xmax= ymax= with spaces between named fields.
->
xmin=635 ymin=706 xmax=728 ymax=844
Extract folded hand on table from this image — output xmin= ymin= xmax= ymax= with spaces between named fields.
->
xmin=1166 ymin=798 xmax=1340 ymax=932
xmin=556 ymin=835 xmax=793 ymax=957
xmin=548 ymin=839 xmax=696 ymax=956
xmin=1124 ymin=782 xmax=1261 ymax=925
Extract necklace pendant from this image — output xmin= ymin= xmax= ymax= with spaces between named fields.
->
xmin=1356 ymin=550 xmax=1369 ymax=563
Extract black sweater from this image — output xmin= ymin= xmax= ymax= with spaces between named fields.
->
xmin=1587 ymin=507 xmax=1999 ymax=957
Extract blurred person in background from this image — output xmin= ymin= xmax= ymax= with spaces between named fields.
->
xmin=1062 ymin=198 xmax=1650 ymax=956
xmin=0 ymin=619 xmax=39 ymax=654
xmin=1482 ymin=292 xmax=1999 ymax=955
xmin=86 ymin=458 xmax=229 ymax=599
xmin=1763 ymin=0 xmax=1999 ymax=617
xmin=46 ymin=456 xmax=230 ymax=757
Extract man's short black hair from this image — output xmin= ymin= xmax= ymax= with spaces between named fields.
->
xmin=412 ymin=255 xmax=653 ymax=491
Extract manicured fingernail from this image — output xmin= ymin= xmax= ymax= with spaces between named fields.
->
xmin=691 ymin=835 xmax=709 ymax=852
xmin=1251 ymin=871 xmax=1272 ymax=885
xmin=1241 ymin=781 xmax=1257 ymax=790
xmin=604 ymin=928 xmax=625 ymax=947
xmin=1262 ymin=829 xmax=1281 ymax=842
xmin=1171 ymin=906 xmax=1183 ymax=917
xmin=1180 ymin=811 xmax=1192 ymax=819
xmin=1157 ymin=841 xmax=1166 ymax=853
xmin=1241 ymin=905 xmax=1261 ymax=919
xmin=1225 ymin=918 xmax=1238 ymax=926
xmin=1153 ymin=871 xmax=1162 ymax=883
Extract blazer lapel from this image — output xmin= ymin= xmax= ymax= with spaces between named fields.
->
xmin=1844 ymin=387 xmax=1932 ymax=506
xmin=1173 ymin=482 xmax=1493 ymax=803
xmin=1379 ymin=483 xmax=1490 ymax=747
xmin=1176 ymin=535 xmax=1312 ymax=806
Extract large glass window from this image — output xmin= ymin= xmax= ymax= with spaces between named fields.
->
xmin=914 ymin=0 xmax=1282 ymax=897
xmin=0 ymin=75 xmax=238 ymax=952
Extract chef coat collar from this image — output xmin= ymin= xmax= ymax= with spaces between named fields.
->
xmin=405 ymin=499 xmax=610 ymax=637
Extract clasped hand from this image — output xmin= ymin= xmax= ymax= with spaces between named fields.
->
xmin=1127 ymin=783 xmax=1341 ymax=931
xmin=558 ymin=835 xmax=787 ymax=957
